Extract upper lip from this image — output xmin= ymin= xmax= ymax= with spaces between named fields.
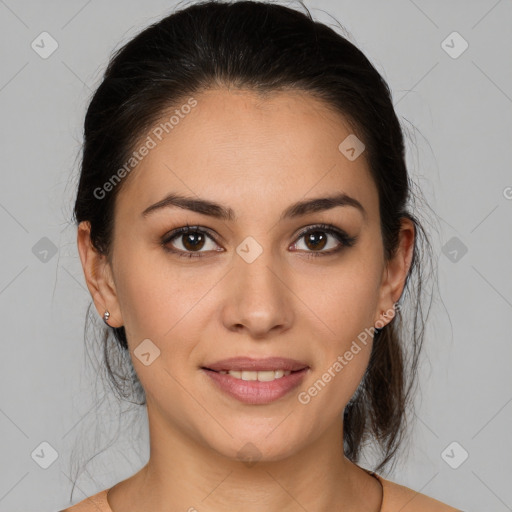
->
xmin=202 ymin=357 xmax=309 ymax=372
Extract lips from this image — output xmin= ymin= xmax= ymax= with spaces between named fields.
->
xmin=200 ymin=356 xmax=311 ymax=404
xmin=202 ymin=356 xmax=310 ymax=373
xmin=201 ymin=365 xmax=310 ymax=405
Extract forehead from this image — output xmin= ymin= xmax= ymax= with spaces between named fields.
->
xmin=116 ymin=88 xmax=378 ymax=223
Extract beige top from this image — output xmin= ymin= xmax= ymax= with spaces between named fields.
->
xmin=59 ymin=470 xmax=461 ymax=511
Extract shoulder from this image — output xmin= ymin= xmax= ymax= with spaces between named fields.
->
xmin=58 ymin=489 xmax=112 ymax=512
xmin=375 ymin=474 xmax=462 ymax=512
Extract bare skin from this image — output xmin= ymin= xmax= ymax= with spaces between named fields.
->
xmin=77 ymin=87 xmax=414 ymax=512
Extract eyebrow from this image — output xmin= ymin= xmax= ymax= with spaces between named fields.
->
xmin=141 ymin=192 xmax=367 ymax=222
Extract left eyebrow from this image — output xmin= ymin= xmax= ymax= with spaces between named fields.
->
xmin=141 ymin=192 xmax=367 ymax=222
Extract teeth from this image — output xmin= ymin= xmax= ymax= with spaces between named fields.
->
xmin=217 ymin=369 xmax=292 ymax=381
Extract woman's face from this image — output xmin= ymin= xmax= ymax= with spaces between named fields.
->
xmin=80 ymin=88 xmax=411 ymax=463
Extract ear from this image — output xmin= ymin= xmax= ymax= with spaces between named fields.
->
xmin=374 ymin=217 xmax=415 ymax=328
xmin=77 ymin=221 xmax=124 ymax=328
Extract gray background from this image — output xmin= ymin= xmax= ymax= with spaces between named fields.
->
xmin=0 ymin=0 xmax=511 ymax=511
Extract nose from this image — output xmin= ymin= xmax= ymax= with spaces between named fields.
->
xmin=220 ymin=247 xmax=295 ymax=339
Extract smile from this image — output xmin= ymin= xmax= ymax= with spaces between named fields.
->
xmin=217 ymin=369 xmax=292 ymax=381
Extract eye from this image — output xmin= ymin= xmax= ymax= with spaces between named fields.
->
xmin=290 ymin=223 xmax=357 ymax=258
xmin=161 ymin=223 xmax=357 ymax=259
xmin=161 ymin=225 xmax=222 ymax=258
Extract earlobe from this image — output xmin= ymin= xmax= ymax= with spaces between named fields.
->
xmin=76 ymin=221 xmax=124 ymax=328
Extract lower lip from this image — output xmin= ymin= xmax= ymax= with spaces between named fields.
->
xmin=201 ymin=368 xmax=309 ymax=405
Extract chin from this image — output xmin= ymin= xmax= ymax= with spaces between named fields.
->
xmin=204 ymin=429 xmax=303 ymax=466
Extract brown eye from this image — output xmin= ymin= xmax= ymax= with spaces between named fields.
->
xmin=162 ymin=226 xmax=222 ymax=258
xmin=161 ymin=223 xmax=357 ymax=260
xmin=291 ymin=224 xmax=357 ymax=257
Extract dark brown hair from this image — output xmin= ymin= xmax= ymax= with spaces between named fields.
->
xmin=71 ymin=0 xmax=436 ymax=497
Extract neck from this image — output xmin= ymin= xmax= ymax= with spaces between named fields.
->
xmin=107 ymin=405 xmax=382 ymax=512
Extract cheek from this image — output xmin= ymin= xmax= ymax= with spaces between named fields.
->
xmin=112 ymin=249 xmax=196 ymax=342
xmin=113 ymin=249 xmax=224 ymax=377
xmin=300 ymin=328 xmax=373 ymax=419
xmin=112 ymin=254 xmax=209 ymax=409
xmin=302 ymin=257 xmax=380 ymax=406
xmin=312 ymin=262 xmax=381 ymax=337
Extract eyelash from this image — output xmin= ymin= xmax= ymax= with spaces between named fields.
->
xmin=161 ymin=223 xmax=357 ymax=260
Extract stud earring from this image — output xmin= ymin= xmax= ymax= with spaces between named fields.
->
xmin=103 ymin=310 xmax=110 ymax=326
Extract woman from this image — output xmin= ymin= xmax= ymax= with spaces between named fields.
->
xmin=62 ymin=1 xmax=460 ymax=510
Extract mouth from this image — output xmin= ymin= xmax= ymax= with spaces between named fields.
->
xmin=200 ymin=356 xmax=310 ymax=404
xmin=201 ymin=367 xmax=307 ymax=381
xmin=201 ymin=356 xmax=310 ymax=373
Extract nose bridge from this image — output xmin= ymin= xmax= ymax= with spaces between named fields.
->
xmin=236 ymin=238 xmax=284 ymax=304
xmin=221 ymin=236 xmax=293 ymax=336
